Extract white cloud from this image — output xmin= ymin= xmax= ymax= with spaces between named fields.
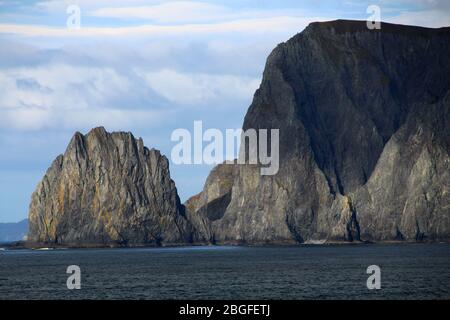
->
xmin=90 ymin=1 xmax=230 ymax=23
xmin=0 ymin=53 xmax=262 ymax=131
xmin=0 ymin=104 xmax=165 ymax=131
xmin=386 ymin=10 xmax=450 ymax=27
xmin=35 ymin=0 xmax=159 ymax=12
xmin=139 ymin=69 xmax=260 ymax=106
xmin=0 ymin=16 xmax=324 ymax=38
xmin=0 ymin=64 xmax=168 ymax=130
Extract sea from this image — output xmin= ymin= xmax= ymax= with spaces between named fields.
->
xmin=0 ymin=244 xmax=449 ymax=299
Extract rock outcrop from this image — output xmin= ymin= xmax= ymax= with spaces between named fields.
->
xmin=29 ymin=20 xmax=450 ymax=245
xmin=28 ymin=127 xmax=192 ymax=245
xmin=186 ymin=20 xmax=450 ymax=243
xmin=185 ymin=163 xmax=238 ymax=243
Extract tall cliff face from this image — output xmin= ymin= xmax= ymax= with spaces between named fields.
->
xmin=28 ymin=127 xmax=192 ymax=245
xmin=187 ymin=20 xmax=450 ymax=243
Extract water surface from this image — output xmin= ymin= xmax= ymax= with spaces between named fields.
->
xmin=0 ymin=244 xmax=449 ymax=299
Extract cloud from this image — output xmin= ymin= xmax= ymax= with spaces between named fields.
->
xmin=35 ymin=0 xmax=159 ymax=12
xmin=0 ymin=106 xmax=166 ymax=131
xmin=0 ymin=43 xmax=263 ymax=131
xmin=16 ymin=77 xmax=52 ymax=93
xmin=0 ymin=63 xmax=169 ymax=130
xmin=139 ymin=69 xmax=260 ymax=106
xmin=89 ymin=1 xmax=231 ymax=23
xmin=383 ymin=0 xmax=450 ymax=11
xmin=386 ymin=9 xmax=450 ymax=27
xmin=0 ymin=16 xmax=324 ymax=38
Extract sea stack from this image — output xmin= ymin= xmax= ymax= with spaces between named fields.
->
xmin=28 ymin=127 xmax=192 ymax=245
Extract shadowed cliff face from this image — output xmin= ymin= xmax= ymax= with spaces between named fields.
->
xmin=28 ymin=127 xmax=192 ymax=245
xmin=186 ymin=20 xmax=450 ymax=243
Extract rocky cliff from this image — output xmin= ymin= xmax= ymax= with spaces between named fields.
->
xmin=29 ymin=20 xmax=450 ymax=245
xmin=186 ymin=20 xmax=450 ymax=243
xmin=28 ymin=127 xmax=192 ymax=245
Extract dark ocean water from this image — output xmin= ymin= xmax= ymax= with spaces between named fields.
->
xmin=0 ymin=244 xmax=449 ymax=299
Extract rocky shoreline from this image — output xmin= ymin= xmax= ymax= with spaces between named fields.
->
xmin=2 ymin=239 xmax=450 ymax=251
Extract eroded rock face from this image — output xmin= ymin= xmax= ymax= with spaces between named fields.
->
xmin=185 ymin=163 xmax=238 ymax=243
xmin=28 ymin=127 xmax=192 ymax=245
xmin=186 ymin=20 xmax=450 ymax=243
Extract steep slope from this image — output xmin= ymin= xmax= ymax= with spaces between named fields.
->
xmin=28 ymin=127 xmax=192 ymax=245
xmin=186 ymin=20 xmax=450 ymax=243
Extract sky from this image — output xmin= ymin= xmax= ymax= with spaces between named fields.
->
xmin=0 ymin=0 xmax=449 ymax=222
